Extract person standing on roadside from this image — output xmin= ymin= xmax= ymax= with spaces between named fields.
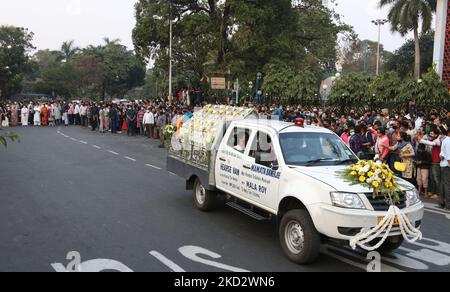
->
xmin=110 ymin=105 xmax=118 ymax=134
xmin=21 ymin=105 xmax=29 ymax=127
xmin=80 ymin=103 xmax=87 ymax=127
xmin=156 ymin=107 xmax=167 ymax=148
xmin=126 ymin=105 xmax=136 ymax=136
xmin=439 ymin=121 xmax=450 ymax=210
xmin=91 ymin=103 xmax=99 ymax=131
xmin=419 ymin=128 xmax=443 ymax=199
xmin=74 ymin=102 xmax=81 ymax=125
xmin=143 ymin=107 xmax=154 ymax=138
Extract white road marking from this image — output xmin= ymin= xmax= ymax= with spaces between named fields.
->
xmin=124 ymin=156 xmax=136 ymax=162
xmin=92 ymin=145 xmax=101 ymax=149
xmin=146 ymin=164 xmax=162 ymax=170
xmin=149 ymin=251 xmax=186 ymax=272
xmin=70 ymin=138 xmax=77 ymax=141
xmin=168 ymin=172 xmax=177 ymax=176
xmin=399 ymin=247 xmax=450 ymax=266
xmin=179 ymin=246 xmax=250 ymax=272
xmin=322 ymin=245 xmax=405 ymax=272
xmin=79 ymin=141 xmax=88 ymax=145
xmin=107 ymin=150 xmax=119 ymax=156
xmin=425 ymin=208 xmax=450 ymax=219
xmin=52 ymin=259 xmax=133 ymax=272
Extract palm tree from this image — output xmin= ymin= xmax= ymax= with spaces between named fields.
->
xmin=61 ymin=40 xmax=79 ymax=62
xmin=103 ymin=37 xmax=121 ymax=46
xmin=379 ymin=0 xmax=436 ymax=79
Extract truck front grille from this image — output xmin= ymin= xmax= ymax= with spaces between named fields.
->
xmin=365 ymin=192 xmax=407 ymax=211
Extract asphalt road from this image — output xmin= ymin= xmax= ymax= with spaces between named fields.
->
xmin=1 ymin=126 xmax=449 ymax=272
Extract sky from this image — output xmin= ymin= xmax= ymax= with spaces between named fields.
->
xmin=0 ymin=0 xmax=422 ymax=54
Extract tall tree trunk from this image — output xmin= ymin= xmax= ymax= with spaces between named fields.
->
xmin=217 ymin=1 xmax=231 ymax=65
xmin=413 ymin=27 xmax=421 ymax=80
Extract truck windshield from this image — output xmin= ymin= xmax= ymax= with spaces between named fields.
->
xmin=279 ymin=132 xmax=358 ymax=167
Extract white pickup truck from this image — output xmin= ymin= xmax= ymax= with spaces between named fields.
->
xmin=167 ymin=116 xmax=424 ymax=264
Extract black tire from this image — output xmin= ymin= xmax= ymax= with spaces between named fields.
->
xmin=193 ymin=178 xmax=217 ymax=212
xmin=279 ymin=209 xmax=321 ymax=265
xmin=374 ymin=236 xmax=404 ymax=254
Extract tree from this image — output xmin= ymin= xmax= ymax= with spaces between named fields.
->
xmin=61 ymin=40 xmax=79 ymax=62
xmin=379 ymin=0 xmax=436 ymax=79
xmin=0 ymin=25 xmax=35 ymax=99
xmin=369 ymin=71 xmax=401 ymax=108
xmin=340 ymin=38 xmax=393 ymax=74
xmin=385 ymin=31 xmax=434 ymax=78
xmin=33 ymin=63 xmax=79 ymax=98
xmin=399 ymin=68 xmax=449 ymax=109
xmin=263 ymin=63 xmax=317 ymax=103
xmin=0 ymin=131 xmax=20 ymax=148
xmin=133 ymin=0 xmax=351 ymax=95
xmin=329 ymin=72 xmax=372 ymax=107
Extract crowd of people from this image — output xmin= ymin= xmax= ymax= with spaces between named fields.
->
xmin=1 ymin=99 xmax=449 ymax=210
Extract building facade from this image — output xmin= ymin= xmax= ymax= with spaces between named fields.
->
xmin=443 ymin=0 xmax=450 ymax=90
xmin=434 ymin=0 xmax=450 ymax=91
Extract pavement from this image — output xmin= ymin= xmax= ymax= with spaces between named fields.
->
xmin=0 ymin=126 xmax=449 ymax=272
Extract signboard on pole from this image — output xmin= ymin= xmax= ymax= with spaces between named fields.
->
xmin=210 ymin=77 xmax=226 ymax=90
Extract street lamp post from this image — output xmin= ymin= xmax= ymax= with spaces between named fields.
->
xmin=322 ymin=84 xmax=329 ymax=108
xmin=255 ymin=72 xmax=262 ymax=104
xmin=372 ymin=19 xmax=388 ymax=76
xmin=168 ymin=0 xmax=173 ymax=103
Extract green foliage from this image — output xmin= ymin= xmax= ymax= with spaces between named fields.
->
xmin=379 ymin=0 xmax=436 ymax=78
xmin=0 ymin=131 xmax=20 ymax=148
xmin=22 ymin=40 xmax=146 ymax=99
xmin=329 ymin=72 xmax=371 ymax=106
xmin=0 ymin=25 xmax=35 ymax=98
xmin=340 ymin=38 xmax=393 ymax=75
xmin=329 ymin=68 xmax=449 ymax=110
xmin=263 ymin=64 xmax=317 ymax=102
xmin=379 ymin=0 xmax=435 ymax=36
xmin=385 ymin=31 xmax=434 ymax=78
xmin=399 ymin=68 xmax=449 ymax=108
xmin=369 ymin=71 xmax=401 ymax=107
xmin=133 ymin=0 xmax=352 ymax=94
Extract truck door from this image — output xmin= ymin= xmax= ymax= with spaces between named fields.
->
xmin=215 ymin=126 xmax=251 ymax=197
xmin=241 ymin=130 xmax=281 ymax=210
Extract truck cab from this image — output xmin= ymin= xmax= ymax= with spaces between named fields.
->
xmin=168 ymin=117 xmax=424 ymax=264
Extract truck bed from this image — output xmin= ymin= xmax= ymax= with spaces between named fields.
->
xmin=167 ymin=151 xmax=217 ymax=191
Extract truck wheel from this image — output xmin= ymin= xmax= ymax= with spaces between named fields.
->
xmin=193 ymin=178 xmax=216 ymax=212
xmin=374 ymin=236 xmax=404 ymax=254
xmin=279 ymin=209 xmax=321 ymax=265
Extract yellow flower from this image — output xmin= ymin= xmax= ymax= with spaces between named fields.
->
xmin=350 ymin=171 xmax=357 ymax=176
xmin=372 ymin=181 xmax=380 ymax=188
xmin=359 ymin=176 xmax=366 ymax=183
xmin=381 ymin=174 xmax=387 ymax=180
xmin=359 ymin=172 xmax=365 ymax=176
xmin=368 ymin=171 xmax=374 ymax=177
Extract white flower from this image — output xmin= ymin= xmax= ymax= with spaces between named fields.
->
xmin=361 ymin=165 xmax=371 ymax=173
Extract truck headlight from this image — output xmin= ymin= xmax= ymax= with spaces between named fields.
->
xmin=406 ymin=189 xmax=421 ymax=206
xmin=330 ymin=192 xmax=366 ymax=209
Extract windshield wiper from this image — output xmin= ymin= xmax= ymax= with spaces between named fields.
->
xmin=305 ymin=158 xmax=334 ymax=166
xmin=335 ymin=159 xmax=358 ymax=165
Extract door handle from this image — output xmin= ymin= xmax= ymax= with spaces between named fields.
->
xmin=219 ymin=157 xmax=226 ymax=162
xmin=243 ymin=163 xmax=251 ymax=169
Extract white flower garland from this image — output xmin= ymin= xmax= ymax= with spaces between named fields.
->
xmin=349 ymin=205 xmax=422 ymax=251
